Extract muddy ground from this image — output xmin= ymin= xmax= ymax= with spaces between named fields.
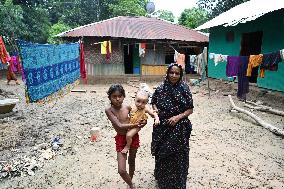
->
xmin=0 ymin=77 xmax=283 ymax=189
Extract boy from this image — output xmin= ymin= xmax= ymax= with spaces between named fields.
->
xmin=105 ymin=84 xmax=146 ymax=189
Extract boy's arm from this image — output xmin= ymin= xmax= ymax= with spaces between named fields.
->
xmin=105 ymin=108 xmax=138 ymax=130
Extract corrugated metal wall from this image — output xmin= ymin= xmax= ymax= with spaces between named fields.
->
xmin=208 ymin=9 xmax=284 ymax=92
xmin=83 ymin=39 xmax=169 ymax=76
xmin=141 ymin=48 xmax=165 ymax=65
xmin=141 ymin=64 xmax=167 ymax=75
xmin=141 ymin=44 xmax=166 ymax=75
xmin=84 ymin=38 xmax=124 ymax=76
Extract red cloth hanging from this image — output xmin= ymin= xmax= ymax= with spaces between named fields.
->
xmin=106 ymin=41 xmax=111 ymax=61
xmin=80 ymin=41 xmax=87 ymax=84
xmin=0 ymin=36 xmax=10 ymax=64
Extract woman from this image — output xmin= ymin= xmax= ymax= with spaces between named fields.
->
xmin=151 ymin=63 xmax=194 ymax=189
xmin=7 ymin=56 xmax=20 ymax=85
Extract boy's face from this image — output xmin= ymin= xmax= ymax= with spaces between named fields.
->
xmin=110 ymin=90 xmax=125 ymax=107
xmin=135 ymin=94 xmax=148 ymax=110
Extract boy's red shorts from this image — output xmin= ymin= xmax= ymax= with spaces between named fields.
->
xmin=115 ymin=133 xmax=140 ymax=152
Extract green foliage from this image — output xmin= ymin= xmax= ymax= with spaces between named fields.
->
xmin=197 ymin=0 xmax=249 ymax=18
xmin=0 ymin=0 xmax=27 ymax=40
xmin=21 ymin=6 xmax=51 ymax=43
xmin=109 ymin=0 xmax=148 ymax=16
xmin=47 ymin=22 xmax=71 ymax=44
xmin=1 ymin=0 xmax=153 ymax=43
xmin=154 ymin=10 xmax=174 ymax=22
xmin=178 ymin=8 xmax=208 ymax=29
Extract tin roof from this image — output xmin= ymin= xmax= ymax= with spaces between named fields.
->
xmin=57 ymin=16 xmax=208 ymax=42
xmin=195 ymin=0 xmax=284 ymax=30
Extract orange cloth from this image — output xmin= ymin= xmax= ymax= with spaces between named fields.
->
xmin=259 ymin=69 xmax=265 ymax=78
xmin=176 ymin=53 xmax=185 ymax=70
xmin=0 ymin=36 xmax=10 ymax=64
xmin=129 ymin=108 xmax=148 ymax=124
xmin=246 ymin=54 xmax=263 ymax=77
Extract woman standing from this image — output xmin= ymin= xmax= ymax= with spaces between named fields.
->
xmin=7 ymin=57 xmax=20 ymax=85
xmin=151 ymin=63 xmax=194 ymax=189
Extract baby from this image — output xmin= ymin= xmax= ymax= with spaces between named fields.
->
xmin=121 ymin=90 xmax=160 ymax=154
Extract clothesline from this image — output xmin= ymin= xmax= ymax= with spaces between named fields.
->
xmin=209 ymin=48 xmax=284 ymax=66
xmin=209 ymin=48 xmax=284 ymax=100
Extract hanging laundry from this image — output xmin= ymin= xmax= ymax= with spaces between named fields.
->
xmin=211 ymin=53 xmax=227 ymax=66
xmin=280 ymin=49 xmax=284 ymax=60
xmin=226 ymin=56 xmax=240 ymax=77
xmin=196 ymin=53 xmax=206 ymax=81
xmin=174 ymin=50 xmax=178 ymax=62
xmin=246 ymin=54 xmax=263 ymax=77
xmin=186 ymin=55 xmax=196 ymax=74
xmin=139 ymin=43 xmax=146 ymax=57
xmin=106 ymin=41 xmax=111 ymax=60
xmin=259 ymin=52 xmax=282 ymax=78
xmin=209 ymin=53 xmax=214 ymax=60
xmin=80 ymin=40 xmax=87 ymax=84
xmin=101 ymin=41 xmax=112 ymax=55
xmin=176 ymin=52 xmax=185 ymax=70
xmin=18 ymin=40 xmax=80 ymax=103
xmin=0 ymin=36 xmax=10 ymax=64
xmin=237 ymin=56 xmax=249 ymax=100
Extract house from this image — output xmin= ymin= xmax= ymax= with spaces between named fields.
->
xmin=57 ymin=16 xmax=208 ymax=80
xmin=195 ymin=0 xmax=284 ymax=92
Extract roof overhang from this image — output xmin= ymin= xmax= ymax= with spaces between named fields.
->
xmin=195 ymin=0 xmax=284 ymax=30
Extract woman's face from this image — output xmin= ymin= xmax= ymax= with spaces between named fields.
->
xmin=168 ymin=66 xmax=181 ymax=84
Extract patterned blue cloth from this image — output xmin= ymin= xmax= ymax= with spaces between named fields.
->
xmin=0 ymin=59 xmax=4 ymax=70
xmin=18 ymin=40 xmax=80 ymax=102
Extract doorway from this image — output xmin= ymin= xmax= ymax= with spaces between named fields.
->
xmin=240 ymin=31 xmax=263 ymax=83
xmin=124 ymin=44 xmax=133 ymax=74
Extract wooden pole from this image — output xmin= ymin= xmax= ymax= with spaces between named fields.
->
xmin=229 ymin=95 xmax=284 ymax=137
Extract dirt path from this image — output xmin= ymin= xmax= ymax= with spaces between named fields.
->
xmin=0 ymin=78 xmax=283 ymax=188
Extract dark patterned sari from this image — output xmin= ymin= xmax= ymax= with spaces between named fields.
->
xmin=151 ymin=78 xmax=194 ymax=189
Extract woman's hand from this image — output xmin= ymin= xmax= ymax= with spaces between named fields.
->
xmin=167 ymin=115 xmax=181 ymax=126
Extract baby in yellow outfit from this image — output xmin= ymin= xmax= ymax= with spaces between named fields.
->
xmin=121 ymin=90 xmax=160 ymax=153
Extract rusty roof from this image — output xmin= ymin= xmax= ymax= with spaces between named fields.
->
xmin=57 ymin=16 xmax=208 ymax=43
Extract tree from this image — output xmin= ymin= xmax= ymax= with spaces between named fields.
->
xmin=109 ymin=0 xmax=148 ymax=17
xmin=0 ymin=0 xmax=27 ymax=49
xmin=47 ymin=22 xmax=71 ymax=44
xmin=197 ymin=0 xmax=249 ymax=18
xmin=154 ymin=10 xmax=174 ymax=22
xmin=178 ymin=8 xmax=208 ymax=29
xmin=21 ymin=6 xmax=51 ymax=43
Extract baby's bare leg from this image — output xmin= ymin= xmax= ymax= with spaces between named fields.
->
xmin=121 ymin=128 xmax=140 ymax=154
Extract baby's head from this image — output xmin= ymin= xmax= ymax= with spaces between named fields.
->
xmin=107 ymin=84 xmax=125 ymax=107
xmin=135 ymin=90 xmax=149 ymax=110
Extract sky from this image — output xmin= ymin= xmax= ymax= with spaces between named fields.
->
xmin=152 ymin=0 xmax=198 ymax=22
